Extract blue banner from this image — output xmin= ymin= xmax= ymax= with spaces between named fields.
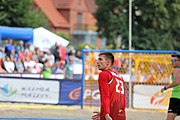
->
xmin=59 ymin=80 xmax=81 ymax=105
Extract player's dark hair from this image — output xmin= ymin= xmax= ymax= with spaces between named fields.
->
xmin=99 ymin=52 xmax=114 ymax=65
xmin=172 ymin=54 xmax=180 ymax=59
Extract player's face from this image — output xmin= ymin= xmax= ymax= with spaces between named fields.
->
xmin=171 ymin=57 xmax=180 ymax=67
xmin=97 ymin=55 xmax=109 ymax=70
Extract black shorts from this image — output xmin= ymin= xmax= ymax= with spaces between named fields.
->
xmin=168 ymin=98 xmax=180 ymax=116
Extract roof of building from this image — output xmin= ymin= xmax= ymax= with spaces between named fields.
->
xmin=34 ymin=0 xmax=69 ymax=28
xmin=34 ymin=0 xmax=96 ymax=28
xmin=53 ymin=0 xmax=73 ymax=9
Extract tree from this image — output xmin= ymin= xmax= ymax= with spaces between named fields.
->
xmin=94 ymin=0 xmax=180 ymax=50
xmin=0 ymin=0 xmax=48 ymax=28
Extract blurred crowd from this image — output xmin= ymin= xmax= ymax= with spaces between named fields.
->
xmin=0 ymin=39 xmax=82 ymax=79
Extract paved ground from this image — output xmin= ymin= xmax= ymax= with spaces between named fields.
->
xmin=0 ymin=103 xmax=174 ymax=120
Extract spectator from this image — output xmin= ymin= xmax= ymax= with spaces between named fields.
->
xmin=0 ymin=47 xmax=6 ymax=58
xmin=33 ymin=47 xmax=41 ymax=60
xmin=23 ymin=56 xmax=36 ymax=73
xmin=38 ymin=51 xmax=46 ymax=64
xmin=17 ymin=49 xmax=26 ymax=61
xmin=42 ymin=59 xmax=52 ymax=78
xmin=59 ymin=45 xmax=67 ymax=61
xmin=3 ymin=56 xmax=15 ymax=73
xmin=64 ymin=60 xmax=74 ymax=79
xmin=24 ymin=43 xmax=34 ymax=53
xmin=75 ymin=50 xmax=82 ymax=59
xmin=16 ymin=40 xmax=25 ymax=52
xmin=31 ymin=65 xmax=38 ymax=74
xmin=52 ymin=60 xmax=65 ymax=74
xmin=44 ymin=50 xmax=55 ymax=66
xmin=8 ymin=49 xmax=18 ymax=60
xmin=34 ymin=58 xmax=43 ymax=74
xmin=0 ymin=58 xmax=7 ymax=73
xmin=25 ymin=51 xmax=33 ymax=60
xmin=51 ymin=42 xmax=60 ymax=62
xmin=5 ymin=39 xmax=15 ymax=56
xmin=14 ymin=58 xmax=25 ymax=73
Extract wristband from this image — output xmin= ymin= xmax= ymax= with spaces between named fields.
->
xmin=164 ymin=86 xmax=167 ymax=90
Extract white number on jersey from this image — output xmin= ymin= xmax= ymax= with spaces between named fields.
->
xmin=115 ymin=79 xmax=124 ymax=94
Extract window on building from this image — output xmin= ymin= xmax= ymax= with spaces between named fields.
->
xmin=77 ymin=13 xmax=82 ymax=24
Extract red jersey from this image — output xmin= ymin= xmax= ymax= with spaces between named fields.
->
xmin=98 ymin=69 xmax=126 ymax=120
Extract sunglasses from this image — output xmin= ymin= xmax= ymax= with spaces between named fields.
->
xmin=171 ymin=59 xmax=179 ymax=62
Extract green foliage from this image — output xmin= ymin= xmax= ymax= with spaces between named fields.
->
xmin=55 ymin=32 xmax=71 ymax=41
xmin=106 ymin=44 xmax=114 ymax=49
xmin=75 ymin=43 xmax=96 ymax=51
xmin=0 ymin=0 xmax=48 ymax=28
xmin=94 ymin=0 xmax=180 ymax=50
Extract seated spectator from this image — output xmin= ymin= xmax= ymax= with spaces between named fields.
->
xmin=3 ymin=56 xmax=15 ymax=73
xmin=23 ymin=56 xmax=36 ymax=73
xmin=34 ymin=58 xmax=43 ymax=74
xmin=32 ymin=47 xmax=41 ymax=60
xmin=14 ymin=58 xmax=25 ymax=73
xmin=25 ymin=51 xmax=33 ymax=60
xmin=8 ymin=49 xmax=18 ymax=60
xmin=31 ymin=65 xmax=38 ymax=73
xmin=0 ymin=58 xmax=7 ymax=73
xmin=17 ymin=49 xmax=26 ymax=61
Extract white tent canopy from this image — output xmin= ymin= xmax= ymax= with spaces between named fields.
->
xmin=33 ymin=27 xmax=69 ymax=51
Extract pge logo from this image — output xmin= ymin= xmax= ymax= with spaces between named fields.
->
xmin=0 ymin=84 xmax=17 ymax=97
xmin=69 ymin=87 xmax=81 ymax=100
xmin=84 ymin=89 xmax=100 ymax=100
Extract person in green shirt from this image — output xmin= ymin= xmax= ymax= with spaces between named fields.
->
xmin=161 ymin=54 xmax=180 ymax=120
xmin=42 ymin=59 xmax=52 ymax=79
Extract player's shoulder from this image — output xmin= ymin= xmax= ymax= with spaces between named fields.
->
xmin=104 ymin=69 xmax=117 ymax=75
xmin=100 ymin=69 xmax=118 ymax=77
xmin=99 ymin=70 xmax=112 ymax=76
xmin=100 ymin=70 xmax=111 ymax=75
xmin=106 ymin=70 xmax=123 ymax=79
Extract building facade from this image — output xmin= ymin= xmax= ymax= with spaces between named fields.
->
xmin=34 ymin=0 xmax=105 ymax=48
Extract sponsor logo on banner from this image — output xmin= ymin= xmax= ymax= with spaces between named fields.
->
xmin=59 ymin=80 xmax=81 ymax=105
xmin=133 ymin=85 xmax=170 ymax=109
xmin=150 ymin=90 xmax=171 ymax=106
xmin=84 ymin=80 xmax=100 ymax=106
xmin=84 ymin=89 xmax=100 ymax=100
xmin=0 ymin=78 xmax=60 ymax=104
xmin=0 ymin=84 xmax=17 ymax=97
xmin=69 ymin=87 xmax=81 ymax=100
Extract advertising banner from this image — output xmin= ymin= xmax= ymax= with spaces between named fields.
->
xmin=59 ymin=80 xmax=81 ymax=105
xmin=83 ymin=81 xmax=129 ymax=107
xmin=0 ymin=78 xmax=60 ymax=104
xmin=133 ymin=84 xmax=171 ymax=109
xmin=84 ymin=80 xmax=100 ymax=106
